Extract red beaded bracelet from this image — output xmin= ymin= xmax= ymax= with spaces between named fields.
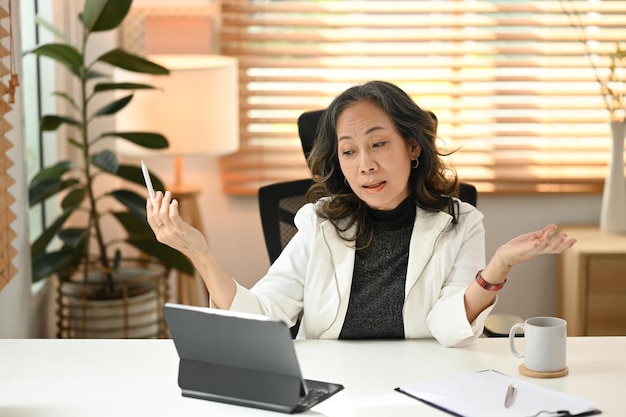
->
xmin=475 ymin=269 xmax=506 ymax=291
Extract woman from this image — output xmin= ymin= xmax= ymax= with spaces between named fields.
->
xmin=147 ymin=81 xmax=575 ymax=347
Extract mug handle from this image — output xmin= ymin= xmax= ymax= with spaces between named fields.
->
xmin=509 ymin=323 xmax=525 ymax=358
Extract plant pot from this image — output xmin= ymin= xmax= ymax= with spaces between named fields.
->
xmin=600 ymin=121 xmax=626 ymax=234
xmin=56 ymin=260 xmax=170 ymax=338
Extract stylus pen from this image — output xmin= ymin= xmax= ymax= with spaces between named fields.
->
xmin=504 ymin=384 xmax=516 ymax=408
xmin=141 ymin=160 xmax=156 ymax=205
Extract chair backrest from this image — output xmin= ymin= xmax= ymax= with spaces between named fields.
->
xmin=258 ymin=179 xmax=314 ymax=264
xmin=297 ymin=109 xmax=324 ymax=159
xmin=458 ymin=183 xmax=477 ymax=207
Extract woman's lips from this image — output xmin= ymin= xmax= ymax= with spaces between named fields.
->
xmin=362 ymin=181 xmax=386 ymax=192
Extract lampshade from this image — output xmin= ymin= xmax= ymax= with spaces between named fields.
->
xmin=115 ymin=54 xmax=239 ymax=156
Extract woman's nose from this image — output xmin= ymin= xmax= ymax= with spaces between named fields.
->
xmin=359 ymin=151 xmax=377 ymax=173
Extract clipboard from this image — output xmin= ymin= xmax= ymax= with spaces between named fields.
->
xmin=395 ymin=370 xmax=601 ymax=417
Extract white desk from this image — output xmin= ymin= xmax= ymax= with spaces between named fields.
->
xmin=0 ymin=337 xmax=623 ymax=416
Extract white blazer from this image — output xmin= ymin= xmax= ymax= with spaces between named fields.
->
xmin=230 ymin=199 xmax=495 ymax=347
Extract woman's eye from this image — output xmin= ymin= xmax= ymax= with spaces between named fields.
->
xmin=341 ymin=149 xmax=354 ymax=156
xmin=373 ymin=141 xmax=386 ymax=148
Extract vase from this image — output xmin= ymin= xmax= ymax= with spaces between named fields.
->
xmin=600 ymin=121 xmax=626 ymax=234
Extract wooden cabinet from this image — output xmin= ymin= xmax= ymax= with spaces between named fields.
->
xmin=556 ymin=225 xmax=626 ymax=336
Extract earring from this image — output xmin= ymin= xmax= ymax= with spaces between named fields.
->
xmin=411 ymin=158 xmax=419 ymax=169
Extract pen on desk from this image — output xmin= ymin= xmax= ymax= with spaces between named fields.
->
xmin=504 ymin=384 xmax=516 ymax=408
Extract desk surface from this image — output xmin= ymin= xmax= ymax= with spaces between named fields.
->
xmin=1 ymin=337 xmax=623 ymax=416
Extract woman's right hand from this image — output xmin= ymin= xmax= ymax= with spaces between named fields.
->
xmin=146 ymin=190 xmax=210 ymax=260
xmin=146 ymin=190 xmax=237 ymax=309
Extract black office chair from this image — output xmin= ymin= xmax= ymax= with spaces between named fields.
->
xmin=258 ymin=178 xmax=314 ymax=264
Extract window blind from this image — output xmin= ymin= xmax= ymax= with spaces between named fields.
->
xmin=219 ymin=0 xmax=626 ymax=195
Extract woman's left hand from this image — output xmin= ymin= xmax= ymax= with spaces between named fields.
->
xmin=495 ymin=224 xmax=576 ymax=269
xmin=464 ymin=224 xmax=577 ymax=323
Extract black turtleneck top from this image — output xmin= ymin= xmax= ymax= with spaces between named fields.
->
xmin=339 ymin=196 xmax=416 ymax=339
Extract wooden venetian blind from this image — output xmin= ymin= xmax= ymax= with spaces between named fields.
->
xmin=220 ymin=0 xmax=626 ymax=196
xmin=0 ymin=0 xmax=17 ymax=292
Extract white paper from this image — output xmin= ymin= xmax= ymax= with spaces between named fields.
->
xmin=397 ymin=370 xmax=599 ymax=417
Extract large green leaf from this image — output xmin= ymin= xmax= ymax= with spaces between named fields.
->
xmin=127 ymin=237 xmax=195 ymax=275
xmin=61 ymin=187 xmax=86 ymax=209
xmin=58 ymin=228 xmax=89 ymax=249
xmin=97 ymin=49 xmax=169 ymax=75
xmin=110 ymin=189 xmax=149 ymax=220
xmin=29 ymin=44 xmax=82 ymax=78
xmin=101 ymin=132 xmax=168 ymax=150
xmin=82 ymin=0 xmax=132 ymax=33
xmin=113 ymin=211 xmax=151 ymax=236
xmin=40 ymin=115 xmax=81 ymax=131
xmin=92 ymin=94 xmax=132 ymax=117
xmin=31 ymin=249 xmax=79 ymax=282
xmin=115 ymin=164 xmax=166 ymax=191
xmin=29 ymin=178 xmax=79 ymax=207
xmin=86 ymin=68 xmax=107 ymax=80
xmin=94 ymin=82 xmax=156 ymax=93
xmin=30 ymin=160 xmax=73 ymax=187
xmin=92 ymin=149 xmax=118 ymax=173
xmin=30 ymin=209 xmax=74 ymax=257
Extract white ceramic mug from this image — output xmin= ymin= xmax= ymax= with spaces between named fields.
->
xmin=509 ymin=316 xmax=567 ymax=373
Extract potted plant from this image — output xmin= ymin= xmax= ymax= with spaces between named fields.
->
xmin=28 ymin=0 xmax=194 ymax=337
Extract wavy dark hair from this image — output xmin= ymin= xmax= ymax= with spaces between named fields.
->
xmin=306 ymin=80 xmax=459 ymax=245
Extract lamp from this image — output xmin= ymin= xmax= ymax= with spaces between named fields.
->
xmin=115 ymin=54 xmax=239 ymax=306
xmin=115 ymin=54 xmax=239 ymax=186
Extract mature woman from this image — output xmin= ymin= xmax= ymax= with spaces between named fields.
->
xmin=147 ymin=81 xmax=575 ymax=347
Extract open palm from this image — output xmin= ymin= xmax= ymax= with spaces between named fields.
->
xmin=496 ymin=224 xmax=577 ymax=268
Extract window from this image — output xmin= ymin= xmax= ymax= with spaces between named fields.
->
xmin=219 ymin=0 xmax=626 ymax=195
xmin=22 ymin=0 xmax=58 ymax=262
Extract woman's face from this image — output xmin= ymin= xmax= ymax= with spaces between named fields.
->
xmin=336 ymin=101 xmax=421 ymax=211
